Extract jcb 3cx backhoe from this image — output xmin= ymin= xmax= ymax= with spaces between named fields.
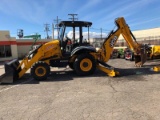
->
xmin=0 ymin=17 xmax=149 ymax=83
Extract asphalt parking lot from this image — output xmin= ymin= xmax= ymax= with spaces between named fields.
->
xmin=0 ymin=59 xmax=160 ymax=120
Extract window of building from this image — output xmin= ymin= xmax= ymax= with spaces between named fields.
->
xmin=0 ymin=45 xmax=12 ymax=57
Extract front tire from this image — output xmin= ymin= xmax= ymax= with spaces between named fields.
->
xmin=31 ymin=61 xmax=50 ymax=80
xmin=74 ymin=54 xmax=96 ymax=76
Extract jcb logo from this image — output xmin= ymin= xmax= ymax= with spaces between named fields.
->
xmin=46 ymin=45 xmax=54 ymax=51
xmin=110 ymin=36 xmax=117 ymax=47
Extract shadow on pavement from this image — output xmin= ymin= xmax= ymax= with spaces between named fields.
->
xmin=0 ymin=65 xmax=159 ymax=85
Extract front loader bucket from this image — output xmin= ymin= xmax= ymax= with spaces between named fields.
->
xmin=0 ymin=59 xmax=21 ymax=84
xmin=134 ymin=49 xmax=147 ymax=67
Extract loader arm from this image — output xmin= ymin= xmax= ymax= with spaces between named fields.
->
xmin=0 ymin=40 xmax=61 ymax=83
xmin=18 ymin=40 xmax=61 ymax=78
xmin=98 ymin=17 xmax=147 ymax=66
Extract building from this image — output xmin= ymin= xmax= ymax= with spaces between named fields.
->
xmin=16 ymin=39 xmax=51 ymax=59
xmin=0 ymin=31 xmax=18 ymax=61
xmin=91 ymin=27 xmax=160 ymax=48
xmin=0 ymin=31 xmax=51 ymax=61
xmin=0 ymin=27 xmax=160 ymax=61
xmin=118 ymin=27 xmax=160 ymax=46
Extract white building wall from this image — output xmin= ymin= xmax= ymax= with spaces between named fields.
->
xmin=11 ymin=45 xmax=18 ymax=59
xmin=0 ymin=31 xmax=17 ymax=61
xmin=90 ymin=27 xmax=160 ymax=48
xmin=133 ymin=28 xmax=160 ymax=38
xmin=0 ymin=31 xmax=10 ymax=40
xmin=17 ymin=46 xmax=31 ymax=58
xmin=119 ymin=27 xmax=160 ymax=40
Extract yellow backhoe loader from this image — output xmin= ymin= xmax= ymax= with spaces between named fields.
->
xmin=0 ymin=17 xmax=149 ymax=83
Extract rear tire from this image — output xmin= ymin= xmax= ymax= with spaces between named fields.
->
xmin=151 ymin=55 xmax=155 ymax=60
xmin=68 ymin=62 xmax=74 ymax=69
xmin=74 ymin=54 xmax=96 ymax=76
xmin=31 ymin=61 xmax=50 ymax=80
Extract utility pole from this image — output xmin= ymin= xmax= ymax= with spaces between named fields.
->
xmin=68 ymin=14 xmax=78 ymax=41
xmin=52 ymin=23 xmax=54 ymax=39
xmin=54 ymin=16 xmax=61 ymax=38
xmin=68 ymin=14 xmax=78 ymax=22
xmin=100 ymin=28 xmax=102 ymax=40
xmin=44 ymin=23 xmax=50 ymax=39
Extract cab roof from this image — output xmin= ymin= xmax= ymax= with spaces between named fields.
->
xmin=58 ymin=21 xmax=92 ymax=27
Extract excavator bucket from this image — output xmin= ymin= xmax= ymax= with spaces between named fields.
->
xmin=134 ymin=46 xmax=148 ymax=67
xmin=0 ymin=59 xmax=21 ymax=83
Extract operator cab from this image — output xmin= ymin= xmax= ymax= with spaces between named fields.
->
xmin=58 ymin=21 xmax=92 ymax=56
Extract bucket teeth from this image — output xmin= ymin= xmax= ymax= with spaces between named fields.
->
xmin=0 ymin=59 xmax=21 ymax=83
xmin=134 ymin=51 xmax=147 ymax=67
xmin=6 ymin=59 xmax=21 ymax=81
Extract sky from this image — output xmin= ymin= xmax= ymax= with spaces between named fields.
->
xmin=0 ymin=0 xmax=160 ymax=39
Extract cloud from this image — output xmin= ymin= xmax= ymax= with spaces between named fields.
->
xmin=76 ymin=0 xmax=102 ymax=14
xmin=91 ymin=0 xmax=159 ymax=28
xmin=66 ymin=31 xmax=107 ymax=39
xmin=1 ymin=0 xmax=159 ymax=38
xmin=130 ymin=17 xmax=160 ymax=27
xmin=0 ymin=0 xmax=57 ymax=24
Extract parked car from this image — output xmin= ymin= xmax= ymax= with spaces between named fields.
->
xmin=117 ymin=48 xmax=125 ymax=58
xmin=111 ymin=46 xmax=127 ymax=59
xmin=124 ymin=48 xmax=134 ymax=61
xmin=111 ymin=49 xmax=119 ymax=58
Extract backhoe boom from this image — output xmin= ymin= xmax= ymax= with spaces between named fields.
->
xmin=98 ymin=17 xmax=147 ymax=66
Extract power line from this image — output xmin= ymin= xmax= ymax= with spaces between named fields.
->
xmin=100 ymin=28 xmax=102 ymax=40
xmin=44 ymin=23 xmax=50 ymax=39
xmin=68 ymin=14 xmax=78 ymax=40
xmin=53 ymin=16 xmax=61 ymax=38
xmin=90 ymin=27 xmax=110 ymax=31
xmin=68 ymin=14 xmax=78 ymax=22
xmin=54 ymin=16 xmax=61 ymax=28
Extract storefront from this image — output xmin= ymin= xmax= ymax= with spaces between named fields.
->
xmin=0 ymin=31 xmax=18 ymax=62
xmin=0 ymin=31 xmax=52 ymax=61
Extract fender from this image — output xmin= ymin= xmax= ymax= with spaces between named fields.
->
xmin=71 ymin=46 xmax=96 ymax=56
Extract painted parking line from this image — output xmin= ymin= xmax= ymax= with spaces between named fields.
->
xmin=0 ymin=78 xmax=33 ymax=93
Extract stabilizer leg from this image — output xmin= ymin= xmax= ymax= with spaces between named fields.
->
xmin=97 ymin=60 xmax=119 ymax=77
xmin=153 ymin=66 xmax=160 ymax=72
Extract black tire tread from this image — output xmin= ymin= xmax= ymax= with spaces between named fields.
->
xmin=31 ymin=61 xmax=50 ymax=80
xmin=74 ymin=54 xmax=96 ymax=76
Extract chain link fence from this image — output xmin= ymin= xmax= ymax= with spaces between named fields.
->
xmin=90 ymin=35 xmax=160 ymax=48
xmin=117 ymin=35 xmax=160 ymax=46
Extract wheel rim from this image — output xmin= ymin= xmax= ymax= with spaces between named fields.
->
xmin=80 ymin=58 xmax=92 ymax=71
xmin=35 ymin=66 xmax=46 ymax=77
